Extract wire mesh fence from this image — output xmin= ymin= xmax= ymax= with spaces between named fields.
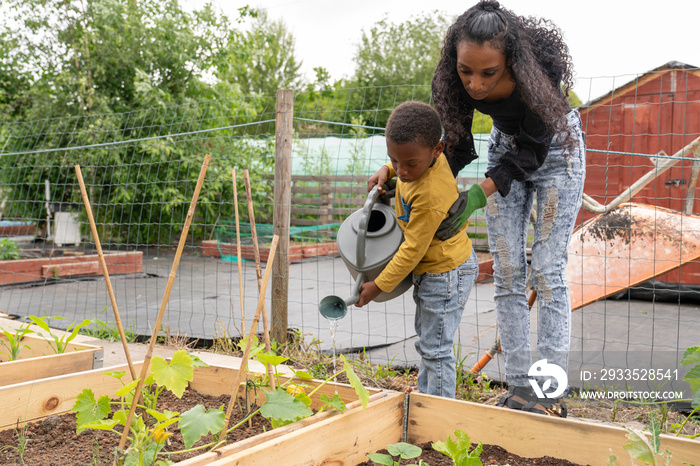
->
xmin=1 ymin=70 xmax=699 ymax=400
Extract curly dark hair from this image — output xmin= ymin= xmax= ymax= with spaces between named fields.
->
xmin=433 ymin=0 xmax=574 ymax=152
xmin=385 ymin=101 xmax=443 ymax=149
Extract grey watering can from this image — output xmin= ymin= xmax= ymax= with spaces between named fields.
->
xmin=319 ymin=185 xmax=412 ymax=321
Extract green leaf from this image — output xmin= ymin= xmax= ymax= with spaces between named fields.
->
xmin=623 ymin=429 xmax=655 ymax=464
xmin=103 ymin=370 xmax=126 ymax=380
xmin=72 ymin=389 xmax=111 ymax=433
xmin=79 ymin=419 xmax=119 ymax=431
xmin=113 ymin=410 xmax=128 ymax=426
xmin=151 ymin=350 xmax=194 ymax=398
xmin=692 ymin=387 xmax=700 ymax=409
xmin=681 ymin=346 xmax=700 ymax=366
xmin=683 ymin=365 xmax=700 ymax=394
xmin=191 ymin=354 xmax=209 ymax=368
xmin=116 ymin=379 xmax=140 ymax=397
xmin=432 ymin=430 xmax=483 ymax=466
xmin=254 ymin=351 xmax=289 ymax=367
xmin=146 ymin=408 xmax=179 ymax=422
xmin=366 ymin=452 xmax=394 ymax=465
xmin=320 ymin=394 xmax=346 ymax=413
xmin=178 ymin=404 xmax=225 ymax=449
xmin=260 ymin=389 xmax=313 ymax=427
xmin=292 ymin=370 xmax=314 ymax=380
xmin=342 ymin=356 xmax=369 ymax=409
xmin=387 ymin=442 xmax=421 ymax=460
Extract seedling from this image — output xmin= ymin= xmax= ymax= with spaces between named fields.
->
xmin=27 ymin=315 xmax=91 ymax=354
xmin=0 ymin=324 xmax=34 ymax=361
xmin=366 ymin=442 xmax=426 ymax=466
xmin=432 ymin=429 xmax=484 ymax=466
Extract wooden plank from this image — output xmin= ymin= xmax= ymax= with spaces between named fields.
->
xmin=406 ymin=393 xmax=700 ymax=465
xmin=0 ymin=349 xmax=98 ymax=387
xmin=0 ymin=362 xmax=144 ymax=431
xmin=191 ymin=392 xmax=405 ymax=466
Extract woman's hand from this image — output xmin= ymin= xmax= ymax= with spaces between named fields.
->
xmin=368 ymin=165 xmax=390 ymax=193
xmin=356 ymin=281 xmax=382 ymax=307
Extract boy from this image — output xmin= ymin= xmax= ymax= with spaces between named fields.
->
xmin=356 ymin=101 xmax=487 ymax=398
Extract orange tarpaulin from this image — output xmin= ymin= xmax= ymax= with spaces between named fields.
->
xmin=567 ymin=203 xmax=700 ymax=311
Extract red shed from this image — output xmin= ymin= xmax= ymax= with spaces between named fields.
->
xmin=578 ymin=61 xmax=700 ymax=287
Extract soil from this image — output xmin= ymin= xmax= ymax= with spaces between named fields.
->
xmin=0 ymin=388 xmax=272 ymax=465
xmin=356 ymin=441 xmax=586 ymax=466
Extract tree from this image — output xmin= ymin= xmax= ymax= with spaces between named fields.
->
xmin=346 ymin=12 xmax=452 ymax=129
xmin=0 ymin=0 xmax=276 ymax=244
xmin=220 ymin=9 xmax=302 ymax=96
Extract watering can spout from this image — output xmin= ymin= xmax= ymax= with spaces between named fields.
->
xmin=319 ymin=273 xmax=363 ymax=321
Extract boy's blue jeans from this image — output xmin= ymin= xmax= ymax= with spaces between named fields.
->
xmin=486 ymin=110 xmax=586 ymax=388
xmin=413 ymin=249 xmax=478 ymax=398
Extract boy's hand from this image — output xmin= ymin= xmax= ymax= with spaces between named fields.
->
xmin=368 ymin=165 xmax=390 ymax=193
xmin=356 ymin=281 xmax=382 ymax=307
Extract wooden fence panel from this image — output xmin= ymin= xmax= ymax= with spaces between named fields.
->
xmin=284 ymin=175 xmax=533 ymax=250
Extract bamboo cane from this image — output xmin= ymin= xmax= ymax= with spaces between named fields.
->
xmin=232 ymin=169 xmax=246 ymax=336
xmin=74 ymin=165 xmax=137 ymax=382
xmin=242 ymin=169 xmax=276 ymax=390
xmin=117 ymin=155 xmax=210 ymax=453
xmin=220 ymin=235 xmax=279 ymax=436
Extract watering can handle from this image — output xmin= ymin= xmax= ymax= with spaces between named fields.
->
xmin=356 ymin=185 xmax=380 ymax=270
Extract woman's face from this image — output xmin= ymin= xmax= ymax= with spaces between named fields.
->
xmin=455 ymin=40 xmax=510 ymax=101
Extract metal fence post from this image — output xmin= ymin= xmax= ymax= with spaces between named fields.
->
xmin=272 ymin=89 xmax=293 ymax=344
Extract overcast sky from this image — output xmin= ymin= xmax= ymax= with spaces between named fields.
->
xmin=187 ymin=0 xmax=698 ymax=101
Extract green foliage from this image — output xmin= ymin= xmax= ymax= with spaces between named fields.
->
xmin=620 ymin=413 xmax=672 ymax=466
xmin=0 ymin=324 xmax=33 ymax=361
xmin=220 ymin=9 xmax=302 ymax=96
xmin=79 ymin=311 xmax=138 ymax=343
xmin=178 ymin=404 xmax=225 ymax=450
xmin=0 ymin=0 xmax=278 ymax=245
xmin=27 ymin=315 xmax=91 ymax=354
xmin=348 ymin=11 xmax=450 ymax=128
xmin=259 ymin=389 xmax=313 ymax=428
xmin=150 ymin=350 xmax=195 ymax=398
xmin=367 ymin=442 xmax=423 ymax=466
xmin=432 ymin=430 xmax=484 ymax=466
xmin=0 ymin=238 xmax=20 ymax=260
xmin=72 ymin=350 xmax=223 ymax=465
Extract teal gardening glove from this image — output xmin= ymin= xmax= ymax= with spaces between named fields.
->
xmin=435 ymin=184 xmax=487 ymax=241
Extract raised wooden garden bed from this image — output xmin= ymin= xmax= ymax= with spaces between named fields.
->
xmin=199 ymin=392 xmax=700 ymax=465
xmin=0 ymin=358 xmax=386 ymax=463
xmin=202 ymin=239 xmax=338 ymax=262
xmin=0 ymin=250 xmax=143 ymax=285
xmin=0 ymin=333 xmax=103 ymax=387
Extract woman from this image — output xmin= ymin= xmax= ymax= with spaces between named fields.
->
xmin=432 ymin=0 xmax=586 ymax=417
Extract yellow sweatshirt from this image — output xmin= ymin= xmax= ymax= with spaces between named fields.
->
xmin=374 ymin=153 xmax=473 ymax=293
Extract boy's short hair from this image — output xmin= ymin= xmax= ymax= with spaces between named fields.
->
xmin=385 ymin=101 xmax=443 ymax=149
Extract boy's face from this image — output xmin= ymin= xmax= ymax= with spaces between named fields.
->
xmin=387 ymin=139 xmax=444 ymax=183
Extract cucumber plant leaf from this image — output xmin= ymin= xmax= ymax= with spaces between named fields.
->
xmin=681 ymin=346 xmax=700 ymax=366
xmin=342 ymin=356 xmax=369 ymax=409
xmin=260 ymin=388 xmax=313 ymax=428
xmin=254 ymin=351 xmax=289 ymax=367
xmin=72 ymin=389 xmax=111 ymax=433
xmin=151 ymin=350 xmax=194 ymax=398
xmin=320 ymin=394 xmax=346 ymax=413
xmin=178 ymin=404 xmax=225 ymax=449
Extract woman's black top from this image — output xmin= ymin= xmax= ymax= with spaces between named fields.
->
xmin=442 ymin=87 xmax=570 ymax=196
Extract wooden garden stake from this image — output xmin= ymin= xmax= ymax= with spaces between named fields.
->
xmin=242 ymin=169 xmax=276 ymax=390
xmin=220 ymin=235 xmax=279 ymax=437
xmin=232 ymin=168 xmax=246 ymax=336
xmin=116 ymin=154 xmax=210 ymax=454
xmin=74 ymin=165 xmax=137 ymax=382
